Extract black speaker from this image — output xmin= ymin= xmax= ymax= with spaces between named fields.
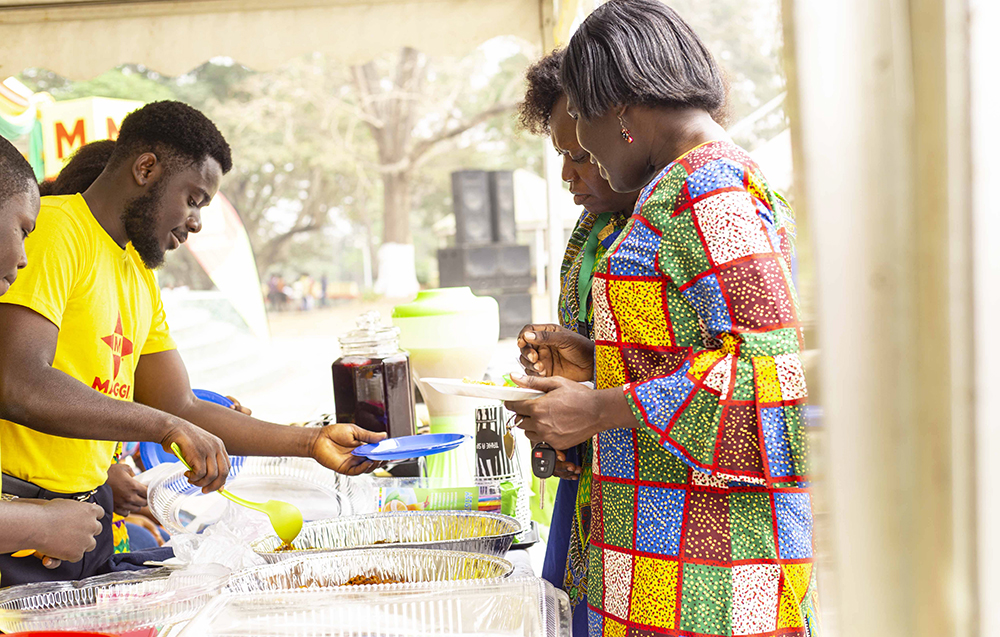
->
xmin=452 ymin=170 xmax=492 ymax=245
xmin=489 ymin=292 xmax=533 ymax=339
xmin=489 ymin=171 xmax=516 ymax=244
xmin=438 ymin=244 xmax=531 ymax=291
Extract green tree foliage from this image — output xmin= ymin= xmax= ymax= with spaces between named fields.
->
xmin=15 ymin=0 xmax=786 ymax=287
xmin=668 ymin=0 xmax=787 ymax=148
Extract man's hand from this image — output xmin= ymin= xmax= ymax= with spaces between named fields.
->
xmin=159 ymin=420 xmax=230 ymax=493
xmin=26 ymin=499 xmax=104 ymax=567
xmin=106 ymin=463 xmax=147 ymax=516
xmin=517 ymin=324 xmax=595 ymax=381
xmin=504 ymin=374 xmax=635 ymax=450
xmin=226 ymin=396 xmax=252 ymax=416
xmin=309 ymin=424 xmax=386 ymax=475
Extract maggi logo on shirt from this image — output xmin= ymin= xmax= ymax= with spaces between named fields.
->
xmin=91 ymin=376 xmax=132 ymax=400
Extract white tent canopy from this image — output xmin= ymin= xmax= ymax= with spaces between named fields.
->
xmin=0 ymin=0 xmax=578 ymax=79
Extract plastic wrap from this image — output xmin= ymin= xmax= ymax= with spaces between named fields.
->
xmin=250 ymin=511 xmax=520 ymax=563
xmin=148 ymin=456 xmax=376 ymax=536
xmin=226 ymin=548 xmax=512 ymax=593
xmin=0 ymin=564 xmax=229 ymax=634
xmin=169 ymin=508 xmax=271 ymax=571
xmin=180 ymin=576 xmax=570 ymax=636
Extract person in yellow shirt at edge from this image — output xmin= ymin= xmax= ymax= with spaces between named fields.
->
xmin=0 ymin=101 xmax=384 ymax=586
xmin=0 ymin=137 xmax=105 ymax=583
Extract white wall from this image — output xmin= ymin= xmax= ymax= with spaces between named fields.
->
xmin=970 ymin=0 xmax=1000 ymax=634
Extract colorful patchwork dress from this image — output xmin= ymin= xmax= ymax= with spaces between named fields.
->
xmin=546 ymin=208 xmax=631 ymax=632
xmin=588 ymin=141 xmax=819 ymax=636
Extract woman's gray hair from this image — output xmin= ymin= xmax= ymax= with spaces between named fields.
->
xmin=561 ymin=0 xmax=726 ymax=121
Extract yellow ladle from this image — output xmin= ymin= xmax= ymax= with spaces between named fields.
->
xmin=170 ymin=443 xmax=303 ymax=546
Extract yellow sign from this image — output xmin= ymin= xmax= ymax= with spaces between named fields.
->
xmin=39 ymin=97 xmax=143 ymax=179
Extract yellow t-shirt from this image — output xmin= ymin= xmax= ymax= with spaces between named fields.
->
xmin=0 ymin=194 xmax=176 ymax=493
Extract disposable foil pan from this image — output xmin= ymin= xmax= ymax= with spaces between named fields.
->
xmin=179 ymin=576 xmax=571 ymax=636
xmin=250 ymin=511 xmax=521 ymax=563
xmin=0 ymin=565 xmax=229 ymax=634
xmin=226 ymin=548 xmax=513 ymax=593
xmin=148 ymin=456 xmax=375 ymax=536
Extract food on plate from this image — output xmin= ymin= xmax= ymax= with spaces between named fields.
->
xmin=463 ymin=377 xmax=497 ymax=386
xmin=462 ymin=374 xmax=517 ymax=387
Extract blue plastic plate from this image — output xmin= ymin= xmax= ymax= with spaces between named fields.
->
xmin=193 ymin=388 xmax=235 ymax=408
xmin=138 ymin=389 xmax=235 ymax=468
xmin=352 ymin=433 xmax=470 ymax=461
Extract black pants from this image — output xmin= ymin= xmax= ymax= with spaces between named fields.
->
xmin=0 ymin=483 xmax=115 ymax=587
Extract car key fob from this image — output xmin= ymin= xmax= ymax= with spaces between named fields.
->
xmin=531 ymin=443 xmax=557 ymax=478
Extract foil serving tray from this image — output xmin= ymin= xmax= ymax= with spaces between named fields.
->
xmin=226 ymin=547 xmax=512 ymax=593
xmin=250 ymin=510 xmax=521 ymax=563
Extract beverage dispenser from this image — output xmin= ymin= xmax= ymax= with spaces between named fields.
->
xmin=392 ymin=288 xmax=499 ymax=481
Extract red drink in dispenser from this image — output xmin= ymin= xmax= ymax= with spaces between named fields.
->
xmin=332 ymin=312 xmax=415 ymax=439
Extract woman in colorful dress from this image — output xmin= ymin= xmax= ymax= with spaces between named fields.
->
xmin=516 ymin=49 xmax=640 ymax=636
xmin=506 ymin=1 xmax=818 ymax=634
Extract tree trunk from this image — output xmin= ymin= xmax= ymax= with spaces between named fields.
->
xmin=382 ymin=170 xmax=412 ymax=245
xmin=349 ymin=46 xmax=515 ymax=296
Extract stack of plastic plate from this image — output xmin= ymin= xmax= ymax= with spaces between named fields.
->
xmin=0 ymin=565 xmax=229 ymax=635
xmin=148 ymin=456 xmax=376 ymax=535
xmin=179 ymin=576 xmax=570 ymax=636
xmin=249 ymin=511 xmax=521 ymax=563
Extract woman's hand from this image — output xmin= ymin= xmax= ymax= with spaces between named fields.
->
xmin=517 ymin=324 xmax=595 ymax=381
xmin=504 ymin=374 xmax=636 ymax=450
xmin=106 ymin=463 xmax=147 ymax=516
xmin=554 ymin=449 xmax=582 ymax=480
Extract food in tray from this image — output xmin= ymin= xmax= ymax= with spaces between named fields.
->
xmin=292 ymin=573 xmax=408 ymax=588
xmin=276 ymin=539 xmax=397 ymax=551
xmin=344 ymin=574 xmax=407 ymax=586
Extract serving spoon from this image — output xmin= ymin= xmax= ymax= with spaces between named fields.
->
xmin=170 ymin=443 xmax=303 ymax=546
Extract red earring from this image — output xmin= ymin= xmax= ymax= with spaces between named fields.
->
xmin=619 ymin=115 xmax=633 ymax=143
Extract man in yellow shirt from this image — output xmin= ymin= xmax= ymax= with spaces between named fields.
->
xmin=0 ymin=138 xmax=105 ymax=579
xmin=0 ymin=102 xmax=382 ymax=585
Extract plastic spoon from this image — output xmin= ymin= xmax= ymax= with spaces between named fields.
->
xmin=169 ymin=443 xmax=303 ymax=545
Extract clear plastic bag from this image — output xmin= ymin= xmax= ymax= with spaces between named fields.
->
xmin=169 ymin=506 xmax=271 ymax=571
xmin=149 ymin=457 xmax=376 ymax=536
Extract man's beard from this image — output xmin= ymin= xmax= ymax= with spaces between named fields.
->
xmin=121 ymin=181 xmax=166 ymax=269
